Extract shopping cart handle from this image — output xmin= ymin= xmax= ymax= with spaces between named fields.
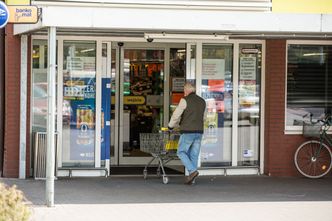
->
xmin=161 ymin=127 xmax=169 ymax=131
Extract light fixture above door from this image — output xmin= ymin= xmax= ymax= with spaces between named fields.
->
xmin=144 ymin=32 xmax=229 ymax=41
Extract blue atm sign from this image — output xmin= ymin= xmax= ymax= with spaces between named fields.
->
xmin=0 ymin=2 xmax=9 ymax=28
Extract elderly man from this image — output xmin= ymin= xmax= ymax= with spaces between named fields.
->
xmin=168 ymin=82 xmax=206 ymax=185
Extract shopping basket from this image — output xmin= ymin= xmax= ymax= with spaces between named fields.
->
xmin=140 ymin=128 xmax=180 ymax=184
xmin=302 ymin=122 xmax=321 ymax=138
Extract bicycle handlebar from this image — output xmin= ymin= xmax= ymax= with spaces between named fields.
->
xmin=303 ymin=113 xmax=332 ymax=129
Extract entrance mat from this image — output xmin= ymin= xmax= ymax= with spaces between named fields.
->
xmin=110 ymin=166 xmax=183 ymax=175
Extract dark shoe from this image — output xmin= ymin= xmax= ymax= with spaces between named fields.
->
xmin=186 ymin=171 xmax=199 ymax=185
xmin=184 ymin=176 xmax=190 ymax=184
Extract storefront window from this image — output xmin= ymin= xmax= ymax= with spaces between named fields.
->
xmin=32 ymin=40 xmax=48 ymax=132
xmin=201 ymin=44 xmax=233 ymax=167
xmin=287 ymin=44 xmax=332 ymax=127
xmin=238 ymin=44 xmax=262 ymax=166
xmin=62 ymin=41 xmax=96 ymax=167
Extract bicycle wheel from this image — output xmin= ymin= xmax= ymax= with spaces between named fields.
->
xmin=294 ymin=140 xmax=332 ymax=178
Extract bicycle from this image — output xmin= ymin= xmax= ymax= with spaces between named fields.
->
xmin=294 ymin=113 xmax=332 ymax=178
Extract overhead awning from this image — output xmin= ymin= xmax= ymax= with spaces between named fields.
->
xmin=13 ymin=4 xmax=332 ymax=38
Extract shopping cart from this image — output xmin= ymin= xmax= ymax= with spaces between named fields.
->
xmin=140 ymin=128 xmax=180 ymax=184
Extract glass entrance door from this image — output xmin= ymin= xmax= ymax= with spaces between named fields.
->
xmin=119 ymin=47 xmax=165 ymax=164
xmin=107 ymin=43 xmax=186 ymax=166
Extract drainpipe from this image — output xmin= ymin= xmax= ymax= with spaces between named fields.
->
xmin=0 ymin=25 xmax=5 ymax=176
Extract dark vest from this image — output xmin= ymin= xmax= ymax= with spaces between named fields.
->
xmin=180 ymin=93 xmax=206 ymax=133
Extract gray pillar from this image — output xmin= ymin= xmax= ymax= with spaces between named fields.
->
xmin=0 ymin=23 xmax=5 ymax=175
xmin=19 ymin=35 xmax=28 ymax=179
xmin=46 ymin=26 xmax=56 ymax=207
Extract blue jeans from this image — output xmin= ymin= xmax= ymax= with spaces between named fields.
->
xmin=177 ymin=133 xmax=203 ymax=174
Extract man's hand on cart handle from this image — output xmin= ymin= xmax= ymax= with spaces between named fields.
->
xmin=160 ymin=127 xmax=174 ymax=132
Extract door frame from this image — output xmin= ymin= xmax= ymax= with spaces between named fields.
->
xmin=112 ymin=42 xmax=186 ymax=165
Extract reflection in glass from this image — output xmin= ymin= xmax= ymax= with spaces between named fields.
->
xmin=287 ymin=45 xmax=332 ymax=126
xmin=201 ymin=44 xmax=233 ymax=167
xmin=62 ymin=41 xmax=96 ymax=167
xmin=32 ymin=40 xmax=48 ymax=133
xmin=238 ymin=44 xmax=262 ymax=166
xmin=169 ymin=47 xmax=186 ymax=119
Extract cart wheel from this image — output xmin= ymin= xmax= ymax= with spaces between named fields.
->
xmin=162 ymin=176 xmax=169 ymax=184
xmin=143 ymin=169 xmax=148 ymax=179
xmin=156 ymin=168 xmax=161 ymax=177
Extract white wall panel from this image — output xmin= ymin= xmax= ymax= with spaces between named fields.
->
xmin=14 ymin=5 xmax=332 ymax=35
xmin=40 ymin=6 xmax=323 ymax=32
xmin=322 ymin=14 xmax=332 ymax=32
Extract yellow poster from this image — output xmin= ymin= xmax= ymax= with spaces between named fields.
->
xmin=6 ymin=0 xmax=30 ymax=5
xmin=273 ymin=0 xmax=332 ymax=13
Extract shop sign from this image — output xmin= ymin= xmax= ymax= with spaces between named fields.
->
xmin=124 ymin=96 xmax=145 ymax=105
xmin=202 ymin=59 xmax=225 ymax=80
xmin=6 ymin=0 xmax=30 ymax=5
xmin=241 ymin=48 xmax=259 ymax=54
xmin=0 ymin=2 xmax=9 ymax=28
xmin=8 ymin=5 xmax=38 ymax=24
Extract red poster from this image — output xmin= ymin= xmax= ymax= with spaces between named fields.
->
xmin=208 ymin=80 xmax=224 ymax=92
xmin=172 ymin=93 xmax=184 ymax=104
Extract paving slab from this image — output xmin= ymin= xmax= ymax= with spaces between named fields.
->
xmin=1 ymin=175 xmax=332 ymax=221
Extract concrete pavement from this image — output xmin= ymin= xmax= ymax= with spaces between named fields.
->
xmin=2 ymin=175 xmax=332 ymax=221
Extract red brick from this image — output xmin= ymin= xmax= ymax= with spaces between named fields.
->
xmin=3 ymin=24 xmax=22 ymax=178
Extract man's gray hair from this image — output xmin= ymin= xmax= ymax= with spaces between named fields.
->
xmin=184 ymin=82 xmax=196 ymax=92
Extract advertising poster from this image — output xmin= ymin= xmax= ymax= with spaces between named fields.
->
xmin=208 ymin=80 xmax=224 ymax=92
xmin=64 ymin=77 xmax=96 ymax=161
xmin=239 ymin=80 xmax=256 ymax=106
xmin=201 ymin=112 xmax=225 ymax=163
xmin=202 ymin=90 xmax=224 ymax=113
xmin=101 ymin=77 xmax=111 ymax=161
xmin=171 ymin=93 xmax=184 ymax=105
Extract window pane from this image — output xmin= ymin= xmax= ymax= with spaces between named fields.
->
xmin=31 ymin=40 xmax=57 ymax=133
xmin=201 ymin=44 xmax=233 ymax=167
xmin=169 ymin=48 xmax=186 ymax=123
xmin=62 ymin=41 xmax=96 ymax=167
xmin=287 ymin=45 xmax=332 ymax=126
xmin=32 ymin=40 xmax=48 ymax=133
xmin=238 ymin=44 xmax=262 ymax=166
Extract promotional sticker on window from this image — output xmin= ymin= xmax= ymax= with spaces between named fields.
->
xmin=202 ymin=59 xmax=225 ymax=79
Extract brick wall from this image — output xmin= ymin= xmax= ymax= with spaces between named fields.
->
xmin=3 ymin=24 xmax=21 ymax=178
xmin=264 ymin=39 xmax=307 ymax=177
xmin=3 ymin=25 xmax=31 ymax=178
